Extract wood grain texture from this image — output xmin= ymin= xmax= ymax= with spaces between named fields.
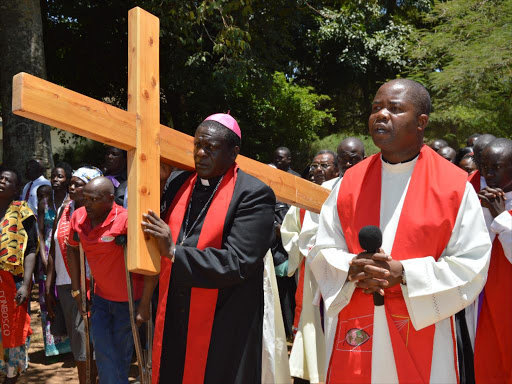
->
xmin=12 ymin=74 xmax=329 ymax=212
xmin=126 ymin=7 xmax=161 ymax=275
xmin=12 ymin=72 xmax=136 ymax=150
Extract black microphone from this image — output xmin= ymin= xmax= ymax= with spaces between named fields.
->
xmin=358 ymin=225 xmax=384 ymax=306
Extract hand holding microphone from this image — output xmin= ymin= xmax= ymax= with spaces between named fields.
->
xmin=348 ymin=226 xmax=404 ymax=306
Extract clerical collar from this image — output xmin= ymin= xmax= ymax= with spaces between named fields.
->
xmin=196 ymin=175 xmax=222 ymax=189
xmin=381 ymin=153 xmax=420 ymax=165
xmin=381 ymin=153 xmax=419 ymax=174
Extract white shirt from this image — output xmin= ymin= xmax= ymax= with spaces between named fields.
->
xmin=308 ymin=156 xmax=492 ymax=383
xmin=21 ymin=175 xmax=51 ymax=214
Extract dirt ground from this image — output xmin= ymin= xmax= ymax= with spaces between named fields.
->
xmin=0 ymin=287 xmax=140 ymax=384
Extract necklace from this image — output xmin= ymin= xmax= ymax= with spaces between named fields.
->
xmin=180 ymin=175 xmax=224 ymax=246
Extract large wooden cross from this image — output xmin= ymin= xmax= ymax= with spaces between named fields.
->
xmin=11 ymin=7 xmax=329 ymax=275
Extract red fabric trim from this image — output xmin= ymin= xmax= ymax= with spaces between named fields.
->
xmin=299 ymin=208 xmax=306 ymax=227
xmin=328 ymin=145 xmax=466 ymax=383
xmin=293 ymin=259 xmax=305 ymax=334
xmin=0 ymin=271 xmax=32 ymax=348
xmin=57 ymin=203 xmax=72 ymax=276
xmin=292 ymin=208 xmax=307 ymax=333
xmin=468 ymin=170 xmax=481 ymax=192
xmin=475 ymin=230 xmax=512 ymax=384
xmin=152 ymin=166 xmax=238 ymax=384
xmin=450 ymin=316 xmax=461 ymax=384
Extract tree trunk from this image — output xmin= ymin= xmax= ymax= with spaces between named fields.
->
xmin=0 ymin=0 xmax=53 ymax=180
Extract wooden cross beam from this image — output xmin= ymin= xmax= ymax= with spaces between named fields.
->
xmin=11 ymin=7 xmax=329 ymax=275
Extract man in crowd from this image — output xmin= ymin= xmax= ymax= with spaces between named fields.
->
xmin=281 ymin=149 xmax=339 ymax=383
xmin=466 ymin=133 xmax=481 ymax=148
xmin=66 ymin=176 xmax=149 ymax=384
xmin=438 ymin=146 xmax=457 ymax=163
xmin=429 ymin=138 xmax=448 ymax=152
xmin=141 ymin=113 xmax=275 ymax=383
xmin=271 ymin=146 xmax=301 ymax=176
xmin=20 ymin=159 xmax=50 ymax=214
xmin=102 ymin=146 xmax=128 ymax=206
xmin=308 ymin=79 xmax=491 ymax=383
xmin=336 ymin=137 xmax=365 ymax=178
xmin=469 ymin=133 xmax=497 ymax=191
xmin=459 ymin=154 xmax=477 ymax=175
xmin=474 ymin=138 xmax=512 ymax=383
xmin=269 ymin=145 xmax=301 ymax=337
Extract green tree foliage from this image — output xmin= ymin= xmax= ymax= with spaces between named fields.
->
xmin=296 ymin=0 xmax=431 ymax=134
xmin=406 ymin=0 xmax=512 ymax=143
xmin=228 ymin=72 xmax=335 ymax=166
xmin=41 ymin=0 xmax=333 ymax=166
xmin=310 ymin=132 xmax=380 ymax=158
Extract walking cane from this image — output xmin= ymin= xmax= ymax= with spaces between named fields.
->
xmin=116 ymin=234 xmax=152 ymax=384
xmin=74 ymin=233 xmax=92 ymax=384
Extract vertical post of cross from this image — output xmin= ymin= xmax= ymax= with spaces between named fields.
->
xmin=127 ymin=7 xmax=161 ymax=274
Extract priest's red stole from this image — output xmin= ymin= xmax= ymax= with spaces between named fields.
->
xmin=468 ymin=170 xmax=481 ymax=192
xmin=474 ymin=212 xmax=512 ymax=384
xmin=293 ymin=208 xmax=306 ymax=333
xmin=328 ymin=145 xmax=466 ymax=384
xmin=152 ymin=165 xmax=238 ymax=384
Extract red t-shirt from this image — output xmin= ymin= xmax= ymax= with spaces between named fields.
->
xmin=67 ymin=203 xmax=143 ymax=302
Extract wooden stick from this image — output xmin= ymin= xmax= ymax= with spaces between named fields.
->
xmin=79 ymin=244 xmax=91 ymax=384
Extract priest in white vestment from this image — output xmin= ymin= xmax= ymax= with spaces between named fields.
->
xmin=281 ymin=149 xmax=340 ymax=383
xmin=308 ymin=79 xmax=491 ymax=384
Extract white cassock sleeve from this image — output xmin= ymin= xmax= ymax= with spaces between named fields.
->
xmin=490 ymin=210 xmax=512 ymax=263
xmin=281 ymin=206 xmax=302 ymax=277
xmin=308 ymin=182 xmax=357 ymax=318
xmin=299 ymin=178 xmax=338 ymax=259
xmin=400 ymin=183 xmax=491 ymax=330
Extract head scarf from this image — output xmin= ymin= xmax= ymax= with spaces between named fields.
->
xmin=72 ymin=166 xmax=103 ymax=184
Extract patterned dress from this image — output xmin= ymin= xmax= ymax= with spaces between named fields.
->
xmin=0 ymin=201 xmax=38 ymax=377
xmin=38 ymin=203 xmax=71 ymax=357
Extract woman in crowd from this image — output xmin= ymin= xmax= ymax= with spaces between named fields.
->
xmin=37 ymin=162 xmax=73 ymax=358
xmin=0 ymin=168 xmax=38 ymax=383
xmin=45 ymin=166 xmax=102 ymax=384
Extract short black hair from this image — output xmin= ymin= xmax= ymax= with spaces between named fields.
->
xmin=54 ymin=162 xmax=73 ymax=180
xmin=105 ymin=146 xmax=128 ymax=158
xmin=314 ymin=150 xmax=338 ymax=168
xmin=27 ymin=158 xmax=44 ymax=172
xmin=455 ymin=147 xmax=474 ymax=165
xmin=484 ymin=138 xmax=512 ymax=156
xmin=197 ymin=120 xmax=241 ymax=150
xmin=387 ymin=79 xmax=431 ymax=116
xmin=1 ymin=167 xmax=22 ymax=188
xmin=275 ymin=147 xmax=292 ymax=157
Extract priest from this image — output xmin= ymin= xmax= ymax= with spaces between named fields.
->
xmin=308 ymin=79 xmax=491 ymax=383
xmin=468 ymin=133 xmax=496 ymax=192
xmin=141 ymin=113 xmax=275 ymax=384
xmin=281 ymin=149 xmax=339 ymax=383
xmin=474 ymin=138 xmax=512 ymax=383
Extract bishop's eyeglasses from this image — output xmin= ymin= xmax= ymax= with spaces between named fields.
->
xmin=309 ymin=162 xmax=335 ymax=171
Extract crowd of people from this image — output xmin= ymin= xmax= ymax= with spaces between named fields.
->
xmin=0 ymin=79 xmax=510 ymax=384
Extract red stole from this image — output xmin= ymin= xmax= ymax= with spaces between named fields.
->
xmin=57 ymin=203 xmax=72 ymax=276
xmin=0 ymin=271 xmax=32 ymax=348
xmin=468 ymin=170 xmax=481 ymax=192
xmin=152 ymin=165 xmax=238 ymax=384
xmin=474 ymin=211 xmax=512 ymax=384
xmin=328 ymin=145 xmax=466 ymax=384
xmin=293 ymin=208 xmax=306 ymax=333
